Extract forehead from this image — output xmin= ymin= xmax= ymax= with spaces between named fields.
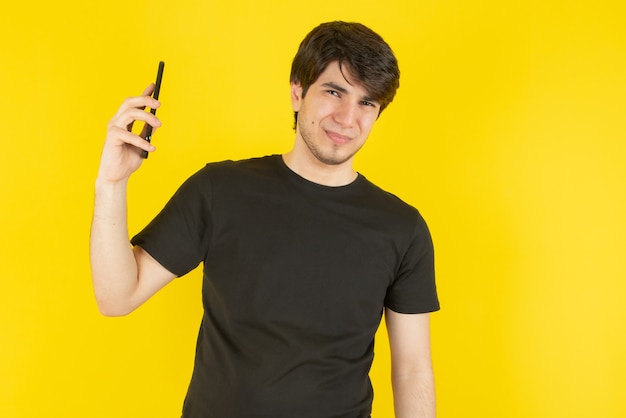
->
xmin=315 ymin=61 xmax=371 ymax=94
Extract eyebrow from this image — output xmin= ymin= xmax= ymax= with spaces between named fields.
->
xmin=321 ymin=82 xmax=380 ymax=105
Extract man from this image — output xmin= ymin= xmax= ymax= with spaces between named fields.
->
xmin=91 ymin=21 xmax=439 ymax=418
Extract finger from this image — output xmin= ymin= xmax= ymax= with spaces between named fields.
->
xmin=108 ymin=86 xmax=161 ymax=136
xmin=108 ymin=126 xmax=156 ymax=152
xmin=139 ymin=122 xmax=160 ymax=139
xmin=118 ymin=106 xmax=160 ymax=133
xmin=110 ymin=108 xmax=161 ymax=132
xmin=125 ymin=111 xmax=161 ymax=134
xmin=142 ymin=83 xmax=155 ymax=97
xmin=113 ymin=95 xmax=160 ymax=119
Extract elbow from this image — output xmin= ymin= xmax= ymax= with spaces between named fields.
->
xmin=95 ymin=297 xmax=135 ymax=317
xmin=92 ymin=282 xmax=140 ymax=317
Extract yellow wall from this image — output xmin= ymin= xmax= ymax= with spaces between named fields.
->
xmin=1 ymin=1 xmax=625 ymax=417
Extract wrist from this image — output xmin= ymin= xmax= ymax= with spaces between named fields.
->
xmin=95 ymin=177 xmax=129 ymax=194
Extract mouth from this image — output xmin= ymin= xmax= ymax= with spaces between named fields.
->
xmin=325 ymin=129 xmax=352 ymax=145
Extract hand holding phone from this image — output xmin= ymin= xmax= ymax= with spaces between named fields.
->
xmin=142 ymin=61 xmax=165 ymax=158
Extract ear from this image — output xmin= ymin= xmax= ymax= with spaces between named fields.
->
xmin=290 ymin=81 xmax=303 ymax=112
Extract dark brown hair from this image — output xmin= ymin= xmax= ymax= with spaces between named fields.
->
xmin=290 ymin=21 xmax=400 ymax=127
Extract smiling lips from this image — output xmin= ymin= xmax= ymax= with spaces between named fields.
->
xmin=325 ymin=129 xmax=352 ymax=144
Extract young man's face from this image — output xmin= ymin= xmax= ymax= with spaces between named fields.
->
xmin=291 ymin=61 xmax=381 ymax=168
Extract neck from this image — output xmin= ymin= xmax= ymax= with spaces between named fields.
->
xmin=282 ymin=150 xmax=358 ymax=187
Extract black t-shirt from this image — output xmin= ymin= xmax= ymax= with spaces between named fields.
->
xmin=132 ymin=155 xmax=439 ymax=417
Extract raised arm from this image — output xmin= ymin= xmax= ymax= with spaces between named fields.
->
xmin=90 ymin=85 xmax=175 ymax=316
xmin=385 ymin=309 xmax=436 ymax=418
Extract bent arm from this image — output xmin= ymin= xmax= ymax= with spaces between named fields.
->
xmin=90 ymin=180 xmax=175 ymax=316
xmin=385 ymin=309 xmax=436 ymax=418
xmin=89 ymin=86 xmax=175 ymax=316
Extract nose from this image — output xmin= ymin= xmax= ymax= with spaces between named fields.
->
xmin=333 ymin=100 xmax=357 ymax=128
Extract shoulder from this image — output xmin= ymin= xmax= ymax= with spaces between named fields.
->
xmin=356 ymin=176 xmax=432 ymax=244
xmin=205 ymin=155 xmax=280 ymax=173
xmin=358 ymin=176 xmax=424 ymax=221
xmin=195 ymin=155 xmax=281 ymax=181
xmin=182 ymin=155 xmax=281 ymax=187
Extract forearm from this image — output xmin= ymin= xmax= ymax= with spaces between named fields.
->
xmin=392 ymin=367 xmax=436 ymax=418
xmin=89 ymin=179 xmax=139 ymax=316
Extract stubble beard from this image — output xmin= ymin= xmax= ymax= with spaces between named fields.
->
xmin=299 ymin=121 xmax=360 ymax=166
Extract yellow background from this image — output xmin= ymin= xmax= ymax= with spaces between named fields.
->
xmin=1 ymin=0 xmax=625 ymax=417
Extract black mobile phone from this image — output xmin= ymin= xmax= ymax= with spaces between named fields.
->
xmin=142 ymin=61 xmax=165 ymax=158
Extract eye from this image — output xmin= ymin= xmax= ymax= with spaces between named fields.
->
xmin=361 ymin=100 xmax=379 ymax=110
xmin=327 ymin=90 xmax=340 ymax=97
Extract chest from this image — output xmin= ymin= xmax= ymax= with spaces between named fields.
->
xmin=202 ymin=188 xmax=404 ymax=334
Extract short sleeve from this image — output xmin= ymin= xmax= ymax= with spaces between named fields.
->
xmin=131 ymin=167 xmax=213 ymax=277
xmin=384 ymin=213 xmax=440 ymax=314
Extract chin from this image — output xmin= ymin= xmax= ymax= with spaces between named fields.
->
xmin=313 ymin=149 xmax=355 ymax=166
